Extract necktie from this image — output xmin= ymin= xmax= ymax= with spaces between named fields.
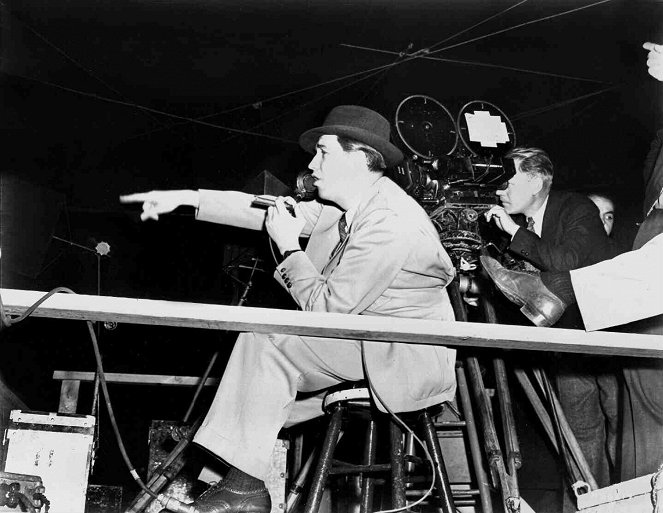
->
xmin=331 ymin=214 xmax=348 ymax=256
xmin=338 ymin=214 xmax=348 ymax=244
xmin=521 ymin=216 xmax=540 ymax=273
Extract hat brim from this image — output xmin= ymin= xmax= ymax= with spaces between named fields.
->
xmin=299 ymin=125 xmax=404 ymax=168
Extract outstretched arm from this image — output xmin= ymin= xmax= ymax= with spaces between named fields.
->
xmin=120 ymin=190 xmax=200 ymax=221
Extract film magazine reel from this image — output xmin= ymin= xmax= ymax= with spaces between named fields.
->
xmin=393 ymin=95 xmax=517 ymax=274
xmin=395 ymin=94 xmax=516 ymax=162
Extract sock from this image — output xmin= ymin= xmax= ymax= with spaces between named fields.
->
xmin=540 ymin=271 xmax=576 ymax=305
xmin=223 ymin=467 xmax=267 ymax=493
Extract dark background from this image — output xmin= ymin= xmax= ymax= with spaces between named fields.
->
xmin=0 ymin=0 xmax=662 ymax=506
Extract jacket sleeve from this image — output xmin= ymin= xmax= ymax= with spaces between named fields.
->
xmin=509 ymin=199 xmax=607 ymax=271
xmin=275 ymin=208 xmax=414 ymax=314
xmin=571 ymin=232 xmax=663 ymax=331
xmin=195 ymin=189 xmax=321 ymax=236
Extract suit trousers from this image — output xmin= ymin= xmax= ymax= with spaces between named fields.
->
xmin=555 ymin=355 xmax=620 ymax=488
xmin=193 ymin=331 xmax=369 ymax=481
xmin=620 ymin=360 xmax=663 ymax=480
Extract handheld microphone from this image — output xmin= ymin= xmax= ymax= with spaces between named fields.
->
xmin=252 ymin=171 xmax=317 ymax=214
xmin=252 ymin=195 xmax=295 ymax=215
xmin=295 ymin=171 xmax=317 ymax=200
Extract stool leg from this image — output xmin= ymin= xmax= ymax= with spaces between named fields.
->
xmin=421 ymin=411 xmax=455 ymax=513
xmin=360 ymin=417 xmax=378 ymax=513
xmin=304 ymin=405 xmax=345 ymax=513
xmin=389 ymin=420 xmax=407 ymax=509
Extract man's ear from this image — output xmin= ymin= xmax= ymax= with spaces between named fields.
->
xmin=349 ymin=150 xmax=369 ymax=171
xmin=530 ymin=175 xmax=545 ymax=195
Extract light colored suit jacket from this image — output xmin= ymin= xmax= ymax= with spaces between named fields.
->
xmin=196 ymin=177 xmax=458 ymax=412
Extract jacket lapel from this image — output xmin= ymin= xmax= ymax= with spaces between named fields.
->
xmin=540 ymin=191 xmax=559 ymax=241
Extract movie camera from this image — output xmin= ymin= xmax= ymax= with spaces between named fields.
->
xmin=389 ymin=95 xmax=517 ymax=273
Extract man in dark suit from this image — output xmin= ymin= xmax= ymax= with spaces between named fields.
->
xmin=482 ymin=40 xmax=663 ymax=486
xmin=484 ymin=147 xmax=616 ymax=502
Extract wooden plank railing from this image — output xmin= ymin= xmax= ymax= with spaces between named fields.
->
xmin=1 ymin=288 xmax=661 ymax=358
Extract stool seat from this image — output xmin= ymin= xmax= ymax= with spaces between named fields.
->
xmin=323 ymin=386 xmax=371 ymax=411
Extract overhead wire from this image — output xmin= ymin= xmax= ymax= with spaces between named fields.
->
xmin=425 ymin=0 xmax=615 ymax=58
xmin=121 ymin=58 xmax=421 ymax=142
xmin=131 ymin=0 xmax=617 ymax=138
xmin=2 ymin=1 xmax=166 ymax=128
xmin=341 ymin=43 xmax=610 ymax=84
xmin=0 ymin=69 xmax=299 ymax=145
xmin=511 ymin=86 xmax=617 ymax=121
xmin=426 ymin=0 xmax=530 ymax=51
xmin=214 ymin=63 xmax=402 ymax=147
xmin=2 ymin=0 xmax=617 ymax=145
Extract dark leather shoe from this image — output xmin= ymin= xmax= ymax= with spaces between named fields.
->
xmin=480 ymin=255 xmax=566 ymax=327
xmin=188 ymin=482 xmax=271 ymax=513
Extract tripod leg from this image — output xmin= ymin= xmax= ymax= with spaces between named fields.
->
xmin=482 ymin=295 xmax=522 ymax=479
xmin=457 ymin=365 xmax=493 ymax=513
xmin=449 ymin=277 xmax=522 ymax=512
xmin=532 ymin=368 xmax=599 ymax=491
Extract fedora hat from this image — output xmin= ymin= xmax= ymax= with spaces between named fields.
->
xmin=299 ymin=105 xmax=404 ymax=167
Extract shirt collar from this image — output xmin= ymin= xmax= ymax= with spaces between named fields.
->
xmin=341 ymin=176 xmax=385 ymax=231
xmin=647 ymin=186 xmax=663 ymax=215
xmin=343 ymin=206 xmax=356 ymax=229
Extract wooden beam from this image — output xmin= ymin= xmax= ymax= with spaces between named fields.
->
xmin=2 ymin=288 xmax=662 ymax=358
xmin=52 ymin=371 xmax=220 ymax=387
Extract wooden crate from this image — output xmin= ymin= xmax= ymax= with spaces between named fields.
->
xmin=576 ymin=473 xmax=659 ymax=513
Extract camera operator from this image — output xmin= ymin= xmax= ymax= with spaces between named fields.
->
xmin=482 ymin=41 xmax=663 ymax=484
xmin=484 ymin=147 xmax=616 ymax=504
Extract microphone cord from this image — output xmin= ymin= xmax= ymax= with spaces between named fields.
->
xmin=360 ymin=340 xmax=455 ymax=513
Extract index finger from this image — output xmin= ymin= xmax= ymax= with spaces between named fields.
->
xmin=119 ymin=192 xmax=150 ymax=203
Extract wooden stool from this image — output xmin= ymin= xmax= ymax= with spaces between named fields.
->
xmin=302 ymin=382 xmax=456 ymax=513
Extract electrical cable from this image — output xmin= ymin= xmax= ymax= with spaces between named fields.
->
xmin=0 ymin=287 xmax=197 ymax=513
xmin=265 ymin=222 xmax=454 ymax=511
xmin=0 ymin=284 xmax=461 ymax=512
xmin=360 ymin=341 xmax=453 ymax=513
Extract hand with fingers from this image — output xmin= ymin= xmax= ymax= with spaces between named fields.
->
xmin=119 ymin=190 xmax=199 ymax=221
xmin=265 ymin=197 xmax=306 ymax=254
xmin=644 ymin=42 xmax=663 ymax=82
xmin=485 ymin=205 xmax=520 ymax=237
